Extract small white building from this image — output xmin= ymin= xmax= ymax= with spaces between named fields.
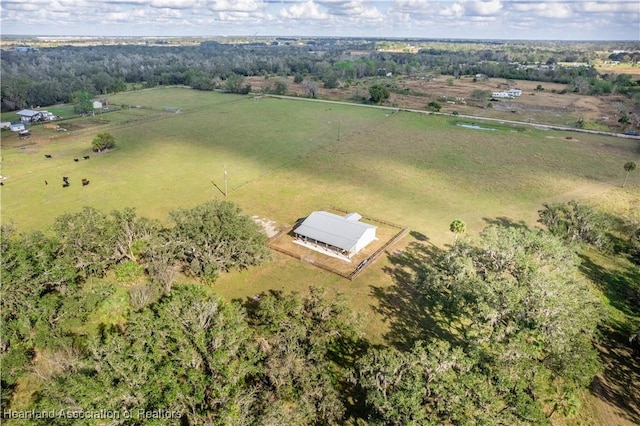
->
xmin=93 ymin=101 xmax=103 ymax=109
xmin=16 ymin=109 xmax=40 ymax=122
xmin=492 ymin=89 xmax=522 ymax=99
xmin=10 ymin=123 xmax=26 ymax=132
xmin=16 ymin=109 xmax=57 ymax=123
xmin=293 ymin=211 xmax=377 ymax=258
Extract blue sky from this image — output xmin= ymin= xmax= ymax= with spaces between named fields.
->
xmin=1 ymin=0 xmax=638 ymax=40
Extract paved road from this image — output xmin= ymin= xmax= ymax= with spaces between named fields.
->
xmin=265 ymin=94 xmax=640 ymax=140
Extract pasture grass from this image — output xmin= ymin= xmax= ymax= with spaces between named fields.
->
xmin=1 ymin=87 xmax=639 ymax=345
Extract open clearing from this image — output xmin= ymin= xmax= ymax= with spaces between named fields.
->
xmin=2 ymin=87 xmax=639 ymax=424
xmin=2 ymin=87 xmax=638 ymax=337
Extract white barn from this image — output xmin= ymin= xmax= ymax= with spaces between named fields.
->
xmin=294 ymin=211 xmax=377 ymax=258
xmin=16 ymin=109 xmax=56 ymax=123
xmin=491 ymin=91 xmax=513 ymax=99
xmin=492 ymin=89 xmax=522 ymax=99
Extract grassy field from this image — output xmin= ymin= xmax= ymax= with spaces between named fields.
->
xmin=3 ymin=87 xmax=640 ymax=424
xmin=1 ymin=87 xmax=639 ymax=342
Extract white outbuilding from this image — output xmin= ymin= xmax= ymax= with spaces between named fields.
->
xmin=293 ymin=211 xmax=377 ymax=258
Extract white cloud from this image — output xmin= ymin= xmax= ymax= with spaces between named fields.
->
xmin=0 ymin=0 xmax=636 ymax=39
xmin=150 ymin=0 xmax=201 ymax=9
xmin=508 ymin=1 xmax=573 ymax=19
xmin=208 ymin=0 xmax=265 ymax=12
xmin=439 ymin=2 xmax=464 ymax=17
xmin=279 ymin=1 xmax=329 ymax=19
xmin=579 ymin=1 xmax=639 ymax=13
xmin=464 ymin=0 xmax=502 ymax=16
xmin=391 ymin=0 xmax=432 ymax=17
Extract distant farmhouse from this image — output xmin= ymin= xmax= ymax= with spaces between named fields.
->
xmin=293 ymin=211 xmax=377 ymax=259
xmin=491 ymin=89 xmax=522 ymax=99
xmin=16 ymin=109 xmax=57 ymax=123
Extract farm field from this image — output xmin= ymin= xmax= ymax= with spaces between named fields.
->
xmin=1 ymin=87 xmax=639 ymax=338
xmin=247 ymin=74 xmax=637 ymax=129
xmin=2 ymin=86 xmax=640 ymax=424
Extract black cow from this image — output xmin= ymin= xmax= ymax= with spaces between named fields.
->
xmin=83 ymin=155 xmax=90 ymax=160
xmin=82 ymin=180 xmax=90 ymax=186
xmin=63 ymin=182 xmax=70 ymax=188
xmin=74 ymin=158 xmax=79 ymax=162
xmin=45 ymin=154 xmax=52 ymax=158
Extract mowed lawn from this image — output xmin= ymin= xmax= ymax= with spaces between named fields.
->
xmin=2 ymin=87 xmax=639 ymax=341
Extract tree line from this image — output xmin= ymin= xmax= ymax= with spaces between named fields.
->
xmin=2 ymin=40 xmax=638 ymax=112
xmin=3 ymin=199 xmax=637 ymax=424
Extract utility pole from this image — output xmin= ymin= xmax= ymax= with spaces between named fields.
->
xmin=224 ymin=166 xmax=228 ymax=197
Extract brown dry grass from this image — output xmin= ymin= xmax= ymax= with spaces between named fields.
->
xmin=249 ymin=75 xmax=635 ymax=128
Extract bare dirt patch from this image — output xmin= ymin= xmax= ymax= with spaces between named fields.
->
xmin=252 ymin=216 xmax=280 ymax=238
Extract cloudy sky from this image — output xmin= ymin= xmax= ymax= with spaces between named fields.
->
xmin=1 ymin=0 xmax=638 ymax=40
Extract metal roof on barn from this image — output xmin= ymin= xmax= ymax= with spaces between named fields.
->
xmin=294 ymin=211 xmax=376 ymax=252
xmin=16 ymin=109 xmax=39 ymax=117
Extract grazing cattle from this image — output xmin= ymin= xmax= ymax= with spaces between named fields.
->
xmin=44 ymin=154 xmax=52 ymax=158
xmin=74 ymin=158 xmax=79 ymax=162
xmin=83 ymin=155 xmax=90 ymax=160
xmin=45 ymin=181 xmax=48 ymax=185
xmin=62 ymin=182 xmax=69 ymax=188
xmin=82 ymin=180 xmax=90 ymax=186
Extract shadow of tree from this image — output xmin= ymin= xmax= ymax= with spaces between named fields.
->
xmin=591 ymin=324 xmax=640 ymax=425
xmin=371 ymin=238 xmax=460 ymax=350
xmin=578 ymin=252 xmax=640 ymax=317
xmin=482 ymin=216 xmax=530 ymax=230
xmin=577 ymin=250 xmax=640 ymax=423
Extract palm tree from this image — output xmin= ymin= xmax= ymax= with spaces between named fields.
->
xmin=449 ymin=219 xmax=466 ymax=244
xmin=623 ymin=161 xmax=637 ymax=188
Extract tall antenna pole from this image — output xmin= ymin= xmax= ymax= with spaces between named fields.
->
xmin=224 ymin=166 xmax=228 ymax=197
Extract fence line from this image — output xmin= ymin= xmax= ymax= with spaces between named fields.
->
xmin=266 ymin=206 xmax=410 ymax=280
xmin=326 ymin=205 xmax=405 ymax=230
xmin=267 ymin=239 xmax=352 ymax=279
xmin=347 ymin=227 xmax=410 ymax=280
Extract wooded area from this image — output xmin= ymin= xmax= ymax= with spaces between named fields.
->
xmin=2 ymin=39 xmax=638 ymax=112
xmin=2 ymin=199 xmax=638 ymax=424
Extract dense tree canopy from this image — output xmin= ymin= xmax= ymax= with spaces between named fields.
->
xmin=2 ymin=40 xmax=636 ymax=112
xmin=357 ymin=226 xmax=602 ymax=424
xmin=169 ymin=200 xmax=271 ymax=282
xmin=0 ymin=202 xmax=628 ymax=424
